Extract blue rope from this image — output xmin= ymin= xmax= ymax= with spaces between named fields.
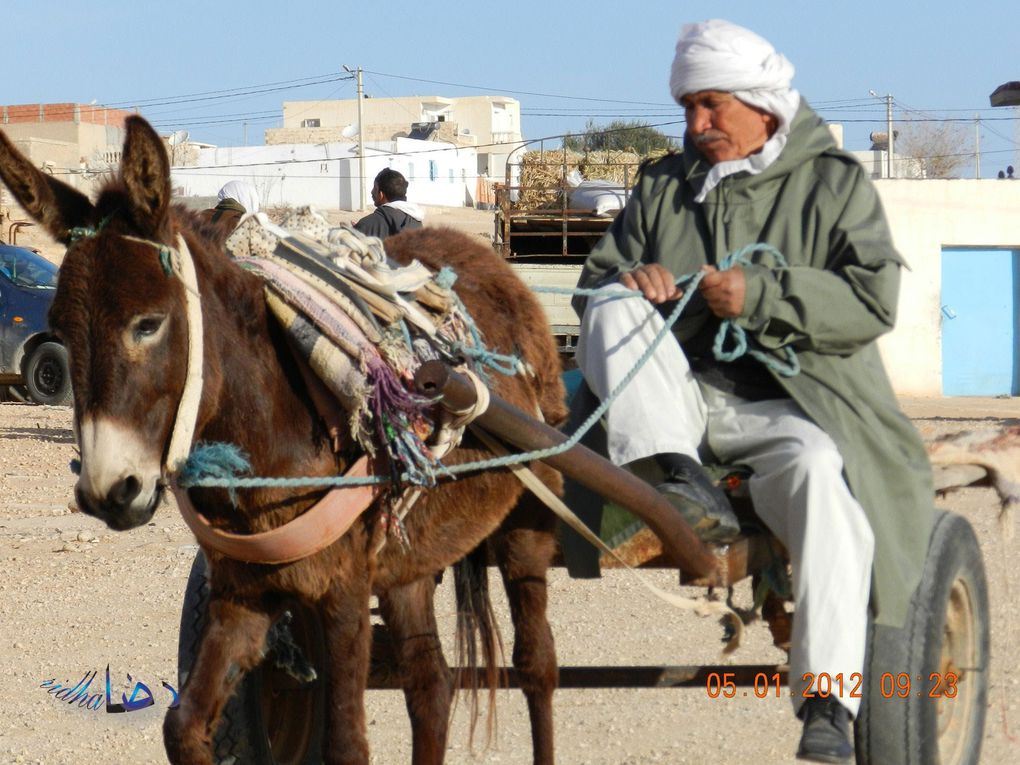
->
xmin=177 ymin=243 xmax=799 ymax=490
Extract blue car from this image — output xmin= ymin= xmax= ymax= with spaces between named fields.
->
xmin=0 ymin=243 xmax=71 ymax=405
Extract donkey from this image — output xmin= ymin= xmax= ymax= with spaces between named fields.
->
xmin=0 ymin=116 xmax=565 ymax=765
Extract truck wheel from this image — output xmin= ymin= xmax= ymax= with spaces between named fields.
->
xmin=25 ymin=341 xmax=72 ymax=406
xmin=854 ymin=510 xmax=989 ymax=765
xmin=178 ymin=551 xmax=326 ymax=764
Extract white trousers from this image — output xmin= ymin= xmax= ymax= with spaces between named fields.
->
xmin=577 ymin=286 xmax=874 ymax=715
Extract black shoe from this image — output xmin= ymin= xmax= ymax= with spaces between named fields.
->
xmin=653 ymin=453 xmax=740 ymax=543
xmin=797 ymin=696 xmax=853 ymax=763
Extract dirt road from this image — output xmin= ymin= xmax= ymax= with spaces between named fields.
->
xmin=0 ymin=397 xmax=1016 ymax=764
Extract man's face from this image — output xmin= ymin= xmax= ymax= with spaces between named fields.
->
xmin=680 ymin=90 xmax=777 ymax=165
xmin=371 ymin=182 xmax=383 ymax=207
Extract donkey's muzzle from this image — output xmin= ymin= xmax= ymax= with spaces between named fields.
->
xmin=75 ymin=478 xmax=160 ymax=531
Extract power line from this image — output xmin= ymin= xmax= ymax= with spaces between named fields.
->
xmin=361 ymin=69 xmax=675 ymax=107
xmin=101 ymin=74 xmax=353 ymax=110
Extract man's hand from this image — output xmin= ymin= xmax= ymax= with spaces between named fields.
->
xmin=699 ymin=265 xmax=746 ymax=318
xmin=620 ymin=264 xmax=682 ymax=304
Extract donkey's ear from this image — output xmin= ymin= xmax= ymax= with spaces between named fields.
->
xmin=121 ymin=116 xmax=172 ymax=237
xmin=0 ymin=129 xmax=94 ymax=245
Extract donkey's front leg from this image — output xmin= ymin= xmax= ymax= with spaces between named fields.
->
xmin=320 ymin=572 xmax=374 ymax=765
xmin=379 ymin=576 xmax=453 ymax=765
xmin=164 ymin=596 xmax=273 ymax=765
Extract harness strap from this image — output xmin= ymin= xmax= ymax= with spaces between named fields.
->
xmin=134 ymin=233 xmax=205 ymax=474
xmin=172 ymin=455 xmax=384 ymax=564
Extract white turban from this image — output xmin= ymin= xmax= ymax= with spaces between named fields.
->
xmin=670 ymin=19 xmax=800 ymax=134
xmin=218 ymin=180 xmax=260 ymax=215
xmin=669 ymin=20 xmax=802 ymax=201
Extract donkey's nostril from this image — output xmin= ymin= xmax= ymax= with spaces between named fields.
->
xmin=109 ymin=475 xmax=143 ymax=508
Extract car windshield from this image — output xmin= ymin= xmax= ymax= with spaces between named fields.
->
xmin=0 ymin=247 xmax=58 ymax=289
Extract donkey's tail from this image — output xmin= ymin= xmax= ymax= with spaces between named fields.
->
xmin=452 ymin=542 xmax=505 ymax=750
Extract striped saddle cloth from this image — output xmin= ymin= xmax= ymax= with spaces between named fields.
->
xmin=224 ymin=207 xmax=483 ymax=486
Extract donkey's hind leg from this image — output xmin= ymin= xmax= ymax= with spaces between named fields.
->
xmin=379 ymin=576 xmax=454 ymax=765
xmin=492 ymin=475 xmax=560 ymax=765
xmin=164 ymin=596 xmax=273 ymax=765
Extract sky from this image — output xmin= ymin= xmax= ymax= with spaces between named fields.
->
xmin=4 ymin=0 xmax=1019 ymax=178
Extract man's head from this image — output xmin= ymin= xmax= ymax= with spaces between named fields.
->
xmin=669 ymin=20 xmax=800 ymax=165
xmin=372 ymin=168 xmax=409 ymax=207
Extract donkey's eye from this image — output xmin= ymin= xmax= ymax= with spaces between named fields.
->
xmin=132 ymin=316 xmax=165 ymax=341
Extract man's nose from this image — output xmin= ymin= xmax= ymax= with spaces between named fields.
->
xmin=687 ymin=105 xmax=712 ymax=133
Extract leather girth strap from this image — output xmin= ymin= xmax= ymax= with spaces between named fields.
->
xmin=172 ymin=348 xmax=386 ymax=565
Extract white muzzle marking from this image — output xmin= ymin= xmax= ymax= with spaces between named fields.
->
xmin=77 ymin=415 xmax=162 ymax=513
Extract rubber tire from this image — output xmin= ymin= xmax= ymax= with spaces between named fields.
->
xmin=854 ymin=510 xmax=989 ymax=765
xmin=24 ymin=341 xmax=72 ymax=406
xmin=178 ymin=551 xmax=326 ymax=765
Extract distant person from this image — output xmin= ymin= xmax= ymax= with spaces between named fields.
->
xmin=354 ymin=169 xmax=425 ymax=238
xmin=200 ymin=180 xmax=260 ymax=234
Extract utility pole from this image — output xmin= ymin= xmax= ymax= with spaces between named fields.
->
xmin=343 ymin=65 xmax=367 ymax=210
xmin=885 ymin=94 xmax=895 ymax=179
xmin=974 ymin=114 xmax=981 ymax=178
xmin=870 ymin=90 xmax=895 ymax=178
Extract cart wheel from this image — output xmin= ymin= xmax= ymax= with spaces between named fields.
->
xmin=854 ymin=510 xmax=989 ymax=765
xmin=178 ymin=551 xmax=326 ymax=765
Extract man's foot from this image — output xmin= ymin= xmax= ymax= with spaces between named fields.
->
xmin=653 ymin=453 xmax=740 ymax=543
xmin=796 ymin=696 xmax=853 ymax=763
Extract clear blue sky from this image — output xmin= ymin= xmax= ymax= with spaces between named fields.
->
xmin=5 ymin=0 xmax=1018 ymax=177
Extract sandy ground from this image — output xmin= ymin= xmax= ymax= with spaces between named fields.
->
xmin=0 ymin=399 xmax=1016 ymax=764
xmin=1 ymin=210 xmax=1017 ymax=763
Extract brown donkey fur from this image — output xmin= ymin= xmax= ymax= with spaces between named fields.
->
xmin=0 ymin=116 xmax=565 ymax=765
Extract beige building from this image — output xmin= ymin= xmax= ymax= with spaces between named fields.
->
xmin=0 ymin=103 xmax=135 ymax=195
xmin=267 ymin=95 xmax=522 ymax=179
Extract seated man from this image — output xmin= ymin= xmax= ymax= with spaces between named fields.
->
xmin=354 ymin=168 xmax=425 ymax=238
xmin=573 ymin=19 xmax=933 ymax=763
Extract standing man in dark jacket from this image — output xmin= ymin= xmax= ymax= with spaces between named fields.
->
xmin=354 ymin=168 xmax=425 ymax=238
xmin=574 ymin=19 xmax=932 ymax=763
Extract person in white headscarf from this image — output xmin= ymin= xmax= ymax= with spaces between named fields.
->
xmin=200 ymin=179 xmax=260 ymax=234
xmin=571 ymin=19 xmax=932 ymax=764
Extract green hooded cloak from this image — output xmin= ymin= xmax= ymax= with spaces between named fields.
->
xmin=575 ymin=100 xmax=933 ymax=627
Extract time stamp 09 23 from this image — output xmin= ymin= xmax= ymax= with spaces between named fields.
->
xmin=705 ymin=672 xmax=960 ymax=700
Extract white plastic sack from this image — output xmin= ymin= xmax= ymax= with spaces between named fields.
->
xmin=568 ymin=179 xmax=626 ymax=217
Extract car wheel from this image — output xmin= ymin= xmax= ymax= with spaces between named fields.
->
xmin=25 ymin=341 xmax=72 ymax=406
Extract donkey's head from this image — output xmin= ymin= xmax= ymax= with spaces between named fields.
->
xmin=0 ymin=117 xmax=211 ymax=530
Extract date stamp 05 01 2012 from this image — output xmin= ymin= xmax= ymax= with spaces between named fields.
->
xmin=705 ymin=671 xmax=960 ymax=700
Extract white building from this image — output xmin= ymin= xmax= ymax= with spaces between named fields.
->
xmin=170 ymin=137 xmax=477 ymax=211
xmin=267 ymin=94 xmax=522 ymax=184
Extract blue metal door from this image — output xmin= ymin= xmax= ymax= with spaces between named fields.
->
xmin=941 ymin=248 xmax=1019 ymax=396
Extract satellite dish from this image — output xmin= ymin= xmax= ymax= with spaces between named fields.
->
xmin=168 ymin=130 xmax=190 ymax=146
xmin=340 ymin=123 xmax=359 ymax=139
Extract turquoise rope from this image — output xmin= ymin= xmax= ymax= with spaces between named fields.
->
xmin=178 ymin=243 xmax=798 ymax=490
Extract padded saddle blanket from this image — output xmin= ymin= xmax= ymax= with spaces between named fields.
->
xmin=224 ymin=208 xmax=479 ymax=485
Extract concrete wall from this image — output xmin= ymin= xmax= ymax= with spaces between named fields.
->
xmin=876 ymin=179 xmax=1020 ymax=395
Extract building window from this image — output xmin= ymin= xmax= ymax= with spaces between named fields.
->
xmin=429 ymin=161 xmax=438 ymax=182
xmin=301 ymin=118 xmax=321 ymax=128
